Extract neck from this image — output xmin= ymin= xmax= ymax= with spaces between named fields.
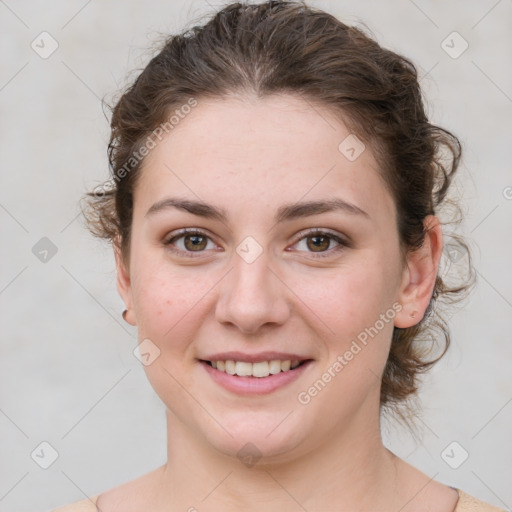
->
xmin=155 ymin=403 xmax=401 ymax=511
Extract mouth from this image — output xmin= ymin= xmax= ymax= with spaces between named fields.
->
xmin=198 ymin=356 xmax=314 ymax=395
xmin=199 ymin=358 xmax=311 ymax=378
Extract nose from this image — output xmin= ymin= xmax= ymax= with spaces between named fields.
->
xmin=215 ymin=249 xmax=291 ymax=334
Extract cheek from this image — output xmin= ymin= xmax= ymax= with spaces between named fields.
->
xmin=289 ymin=255 xmax=399 ymax=391
xmin=130 ymin=256 xmax=221 ymax=355
xmin=296 ymin=262 xmax=396 ymax=336
xmin=131 ymin=268 xmax=206 ymax=396
xmin=131 ymin=262 xmax=191 ymax=343
xmin=300 ymin=267 xmax=396 ymax=414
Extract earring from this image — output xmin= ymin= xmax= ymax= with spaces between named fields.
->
xmin=122 ymin=309 xmax=129 ymax=322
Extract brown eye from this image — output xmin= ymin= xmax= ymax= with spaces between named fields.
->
xmin=183 ymin=234 xmax=208 ymax=251
xmin=306 ymin=234 xmax=331 ymax=252
xmin=165 ymin=229 xmax=217 ymax=257
xmin=292 ymin=229 xmax=349 ymax=258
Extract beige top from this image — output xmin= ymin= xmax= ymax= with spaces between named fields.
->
xmin=49 ymin=488 xmax=506 ymax=511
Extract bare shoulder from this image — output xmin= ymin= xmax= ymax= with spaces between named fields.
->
xmin=49 ymin=495 xmax=99 ymax=512
xmin=48 ymin=466 xmax=163 ymax=512
xmin=86 ymin=465 xmax=166 ymax=511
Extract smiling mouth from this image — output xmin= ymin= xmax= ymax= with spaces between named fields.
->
xmin=199 ymin=359 xmax=312 ymax=378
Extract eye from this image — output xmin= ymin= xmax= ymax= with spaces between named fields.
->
xmin=164 ymin=228 xmax=350 ymax=259
xmin=164 ymin=228 xmax=218 ymax=257
xmin=291 ymin=229 xmax=349 ymax=257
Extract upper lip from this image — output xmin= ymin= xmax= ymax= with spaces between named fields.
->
xmin=199 ymin=351 xmax=313 ymax=363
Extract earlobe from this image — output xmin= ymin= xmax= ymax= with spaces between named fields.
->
xmin=394 ymin=215 xmax=443 ymax=328
xmin=114 ymin=238 xmax=137 ymax=326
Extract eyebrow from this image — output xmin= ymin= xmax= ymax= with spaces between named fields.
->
xmin=145 ymin=196 xmax=370 ymax=223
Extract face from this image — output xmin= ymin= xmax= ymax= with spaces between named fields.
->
xmin=117 ymin=94 xmax=435 ymax=461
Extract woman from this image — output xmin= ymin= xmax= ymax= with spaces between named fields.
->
xmin=53 ymin=1 xmax=504 ymax=511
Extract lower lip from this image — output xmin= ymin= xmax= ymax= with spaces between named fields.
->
xmin=200 ymin=360 xmax=313 ymax=395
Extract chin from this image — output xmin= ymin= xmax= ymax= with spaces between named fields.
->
xmin=200 ymin=410 xmax=310 ymax=464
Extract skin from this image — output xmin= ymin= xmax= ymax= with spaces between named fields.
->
xmin=97 ymin=94 xmax=458 ymax=511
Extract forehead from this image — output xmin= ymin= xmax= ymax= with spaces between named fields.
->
xmin=134 ymin=94 xmax=395 ymax=224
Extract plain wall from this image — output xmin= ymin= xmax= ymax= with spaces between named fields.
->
xmin=1 ymin=1 xmax=511 ymax=510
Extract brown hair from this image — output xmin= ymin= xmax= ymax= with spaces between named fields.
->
xmin=83 ymin=1 xmax=474 ymax=428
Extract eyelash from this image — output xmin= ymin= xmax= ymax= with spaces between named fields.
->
xmin=164 ymin=228 xmax=349 ymax=259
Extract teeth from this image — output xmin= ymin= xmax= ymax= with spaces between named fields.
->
xmin=208 ymin=359 xmax=305 ymax=377
xmin=235 ymin=361 xmax=253 ymax=377
xmin=252 ymin=361 xmax=269 ymax=377
xmin=269 ymin=360 xmax=281 ymax=374
xmin=225 ymin=360 xmax=236 ymax=375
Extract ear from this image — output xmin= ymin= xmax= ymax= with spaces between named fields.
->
xmin=114 ymin=237 xmax=136 ymax=326
xmin=394 ymin=215 xmax=443 ymax=328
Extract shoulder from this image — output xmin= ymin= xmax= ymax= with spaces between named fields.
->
xmin=454 ymin=488 xmax=506 ymax=512
xmin=50 ymin=465 xmax=166 ymax=511
xmin=48 ymin=495 xmax=99 ymax=512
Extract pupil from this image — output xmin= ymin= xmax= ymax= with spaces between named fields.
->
xmin=308 ymin=235 xmax=329 ymax=252
xmin=186 ymin=235 xmax=206 ymax=251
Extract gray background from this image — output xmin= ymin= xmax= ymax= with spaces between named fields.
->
xmin=1 ymin=1 xmax=511 ymax=511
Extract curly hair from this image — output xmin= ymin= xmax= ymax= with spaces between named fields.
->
xmin=82 ymin=0 xmax=474 ymax=428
